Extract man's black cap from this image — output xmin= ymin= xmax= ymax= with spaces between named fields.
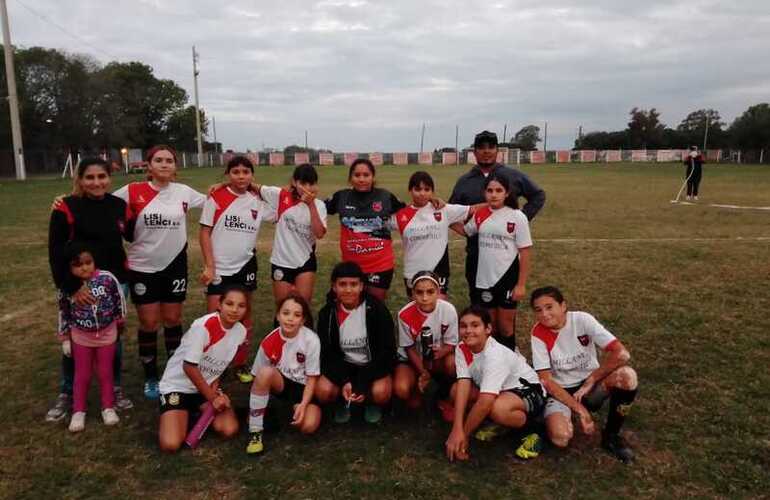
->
xmin=474 ymin=130 xmax=498 ymax=148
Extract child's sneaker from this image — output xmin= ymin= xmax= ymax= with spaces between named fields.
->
xmin=45 ymin=393 xmax=72 ymax=422
xmin=101 ymin=408 xmax=120 ymax=426
xmin=515 ymin=433 xmax=543 ymax=459
xmin=113 ymin=387 xmax=134 ymax=411
xmin=334 ymin=402 xmax=351 ymax=424
xmin=474 ymin=423 xmax=510 ymax=442
xmin=602 ymin=432 xmax=635 ymax=464
xmin=143 ymin=379 xmax=160 ymax=400
xmin=246 ymin=432 xmax=264 ymax=455
xmin=364 ymin=404 xmax=382 ymax=424
xmin=236 ymin=367 xmax=254 ymax=384
xmin=68 ymin=411 xmax=86 ymax=433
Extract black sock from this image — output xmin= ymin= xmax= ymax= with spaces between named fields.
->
xmin=164 ymin=325 xmax=183 ymax=357
xmin=604 ymin=388 xmax=637 ymax=436
xmin=137 ymin=329 xmax=158 ymax=380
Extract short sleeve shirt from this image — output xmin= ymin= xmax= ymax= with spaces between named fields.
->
xmin=337 ymin=301 xmax=370 ymax=365
xmin=454 ymin=337 xmax=540 ymax=394
xmin=250 ymin=326 xmax=321 ymax=385
xmin=396 ymin=299 xmax=459 ymax=360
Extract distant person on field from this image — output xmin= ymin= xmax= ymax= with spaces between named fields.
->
xmin=529 ymin=286 xmax=638 ymax=464
xmin=684 ymin=146 xmax=704 ymax=201
xmin=448 ymin=130 xmax=545 ymax=307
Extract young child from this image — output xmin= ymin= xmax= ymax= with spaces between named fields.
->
xmin=254 ymin=164 xmax=327 ymax=307
xmin=444 ymin=305 xmax=545 ymax=462
xmin=58 ymin=242 xmax=126 ymax=432
xmin=157 ymin=285 xmax=248 ymax=452
xmin=530 ymin=286 xmax=638 ymax=463
xmin=393 ymin=271 xmax=458 ymax=417
xmin=246 ymin=293 xmax=322 ymax=455
xmin=314 ymin=261 xmax=396 ymax=424
xmin=462 ymin=173 xmax=532 ymax=352
xmin=199 ymin=155 xmax=273 ymax=383
xmin=392 ymin=171 xmax=476 ymax=297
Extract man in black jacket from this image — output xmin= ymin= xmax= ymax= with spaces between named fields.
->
xmin=315 ymin=262 xmax=396 ymax=424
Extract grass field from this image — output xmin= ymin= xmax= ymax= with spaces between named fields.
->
xmin=1 ymin=163 xmax=768 ymax=499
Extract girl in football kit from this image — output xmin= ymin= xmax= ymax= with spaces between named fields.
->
xmin=246 ymin=294 xmax=322 ymax=455
xmin=530 ymin=286 xmax=638 ymax=463
xmin=58 ymin=243 xmax=126 ymax=432
xmin=157 ymin=285 xmax=249 ymax=453
xmin=462 ymin=173 xmax=532 ymax=352
xmin=254 ymin=163 xmax=327 ymax=307
xmin=325 ymin=159 xmax=406 ymax=302
xmin=392 ymin=171 xmax=478 ymax=298
xmin=199 ymin=155 xmax=272 ymax=383
xmin=114 ymin=145 xmax=207 ymax=400
xmin=445 ymin=305 xmax=545 ymax=462
xmin=393 ymin=271 xmax=458 ymax=416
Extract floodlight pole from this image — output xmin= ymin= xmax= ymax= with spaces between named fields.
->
xmin=455 ymin=125 xmax=459 ymax=166
xmin=502 ymin=123 xmax=507 ymax=143
xmin=702 ymin=115 xmax=709 ymax=151
xmin=212 ymin=116 xmax=217 ymax=152
xmin=543 ymin=121 xmax=548 ymax=152
xmin=1 ymin=0 xmax=25 ymax=180
xmin=419 ymin=123 xmax=425 ymax=153
xmin=305 ymin=130 xmax=308 ymax=150
xmin=192 ymin=45 xmax=204 ymax=167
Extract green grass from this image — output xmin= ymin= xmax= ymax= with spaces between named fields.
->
xmin=1 ymin=163 xmax=769 ymax=499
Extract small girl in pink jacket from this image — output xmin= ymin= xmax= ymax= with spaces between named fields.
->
xmin=58 ymin=242 xmax=126 ymax=432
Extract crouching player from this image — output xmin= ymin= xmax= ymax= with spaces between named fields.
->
xmin=445 ymin=305 xmax=545 ymax=462
xmin=157 ymin=285 xmax=248 ymax=452
xmin=530 ymin=286 xmax=638 ymax=463
xmin=246 ymin=294 xmax=322 ymax=455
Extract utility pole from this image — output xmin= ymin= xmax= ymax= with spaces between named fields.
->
xmin=702 ymin=115 xmax=710 ymax=151
xmin=212 ymin=116 xmax=217 ymax=152
xmin=543 ymin=121 xmax=548 ymax=152
xmin=1 ymin=0 xmax=25 ymax=180
xmin=305 ymin=130 xmax=308 ymax=150
xmin=578 ymin=125 xmax=583 ymax=148
xmin=192 ymin=46 xmax=204 ymax=166
xmin=419 ymin=123 xmax=425 ymax=153
xmin=502 ymin=123 xmax=507 ymax=143
xmin=455 ymin=125 xmax=459 ymax=166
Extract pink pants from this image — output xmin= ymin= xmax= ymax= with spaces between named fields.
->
xmin=72 ymin=341 xmax=116 ymax=412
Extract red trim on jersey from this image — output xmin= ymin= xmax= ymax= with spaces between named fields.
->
xmin=532 ymin=323 xmax=558 ymax=353
xmin=203 ymin=315 xmax=227 ymax=352
xmin=474 ymin=206 xmax=494 ymax=227
xmin=277 ymin=188 xmax=301 ymax=220
xmin=336 ymin=303 xmax=351 ymax=326
xmin=603 ymin=339 xmax=620 ymax=352
xmin=261 ymin=328 xmax=286 ymax=365
xmin=398 ymin=302 xmax=428 ymax=340
xmin=210 ymin=187 xmax=239 ymax=226
xmin=339 ymin=226 xmax=394 ymax=273
xmin=394 ymin=206 xmax=419 ymax=235
xmin=127 ymin=182 xmax=159 ymax=220
xmin=459 ymin=343 xmax=473 ymax=366
xmin=55 ymin=201 xmax=76 ymax=239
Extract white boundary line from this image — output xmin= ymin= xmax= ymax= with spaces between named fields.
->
xmin=443 ymin=237 xmax=770 ymax=245
xmin=672 ymin=201 xmax=770 ymax=211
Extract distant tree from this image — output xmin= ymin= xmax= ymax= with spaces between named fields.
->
xmin=576 ymin=130 xmax=628 ymax=150
xmin=513 ymin=125 xmax=541 ymax=151
xmin=165 ymin=105 xmax=208 ymax=152
xmin=626 ymin=107 xmax=666 ymax=148
xmin=677 ymin=109 xmax=726 ymax=148
xmin=728 ymin=103 xmax=770 ymax=149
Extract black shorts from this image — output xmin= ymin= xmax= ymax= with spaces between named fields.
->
xmin=323 ymin=361 xmax=381 ymax=395
xmin=404 ymin=248 xmax=450 ymax=296
xmin=206 ymin=255 xmax=257 ymax=295
xmin=275 ymin=376 xmax=307 ymax=404
xmin=271 ymin=253 xmax=317 ymax=284
xmin=365 ymin=269 xmax=394 ymax=290
xmin=129 ymin=248 xmax=188 ymax=305
xmin=158 ymin=391 xmax=207 ymax=415
xmin=470 ymin=258 xmax=519 ymax=310
xmin=508 ymin=383 xmax=546 ymax=418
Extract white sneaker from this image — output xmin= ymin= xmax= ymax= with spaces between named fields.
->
xmin=69 ymin=411 xmax=86 ymax=433
xmin=686 ymin=195 xmax=691 ymax=200
xmin=694 ymin=196 xmax=699 ymax=201
xmin=101 ymin=408 xmax=120 ymax=426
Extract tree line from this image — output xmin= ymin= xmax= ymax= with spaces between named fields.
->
xmin=0 ymin=45 xmax=211 ymax=155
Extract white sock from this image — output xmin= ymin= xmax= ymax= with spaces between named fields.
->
xmin=248 ymin=393 xmax=269 ymax=433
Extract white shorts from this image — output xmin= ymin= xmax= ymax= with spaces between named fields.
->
xmin=543 ymin=382 xmax=609 ymax=419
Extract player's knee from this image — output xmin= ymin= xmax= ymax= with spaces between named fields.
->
xmin=548 ymin=427 xmax=572 ymax=448
xmin=300 ymin=408 xmax=321 ymax=435
xmin=615 ymin=366 xmax=638 ymax=390
xmin=219 ymin=420 xmax=239 ymax=440
xmin=371 ymin=382 xmax=392 ymax=405
xmin=393 ymin=377 xmax=413 ymax=399
xmin=158 ymin=434 xmax=183 ymax=453
xmin=314 ymin=382 xmax=338 ymax=403
xmin=254 ymin=366 xmax=275 ymax=386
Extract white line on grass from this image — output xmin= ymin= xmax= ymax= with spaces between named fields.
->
xmin=673 ymin=201 xmax=770 ymax=210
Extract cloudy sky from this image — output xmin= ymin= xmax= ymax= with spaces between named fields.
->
xmin=9 ymin=0 xmax=770 ymax=151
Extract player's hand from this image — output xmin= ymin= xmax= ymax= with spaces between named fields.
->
xmin=418 ymin=371 xmax=432 ymax=393
xmin=573 ymin=378 xmax=595 ymax=403
xmin=576 ymin=405 xmax=595 ymax=435
xmin=430 ymin=197 xmax=446 ymax=210
xmin=207 ymin=182 xmax=226 ymax=196
xmin=61 ymin=339 xmax=72 ymax=357
xmin=342 ymin=383 xmax=364 ymax=403
xmin=298 ymin=185 xmax=317 ymax=205
xmin=199 ymin=266 xmax=215 ymax=286
xmin=512 ymin=284 xmax=526 ymax=302
xmin=212 ymin=393 xmax=230 ymax=412
xmin=73 ymin=284 xmax=96 ymax=306
xmin=291 ymin=403 xmax=307 ymax=426
xmin=446 ymin=428 xmax=469 ymax=462
xmin=51 ymin=195 xmax=65 ymax=212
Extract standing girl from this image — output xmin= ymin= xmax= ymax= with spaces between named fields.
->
xmin=462 ymin=173 xmax=532 ymax=352
xmin=199 ymin=155 xmax=272 ymax=383
xmin=246 ymin=293 xmax=322 ymax=455
xmin=58 ymin=243 xmax=126 ymax=432
xmin=114 ymin=145 xmax=206 ymax=399
xmin=325 ymin=159 xmax=405 ymax=301
xmin=255 ymin=163 xmax=327 ymax=306
xmin=157 ymin=285 xmax=248 ymax=452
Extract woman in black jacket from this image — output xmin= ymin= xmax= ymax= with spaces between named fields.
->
xmin=315 ymin=261 xmax=396 ymax=424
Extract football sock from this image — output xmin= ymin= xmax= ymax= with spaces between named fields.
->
xmin=604 ymin=388 xmax=637 ymax=436
xmin=249 ymin=393 xmax=269 ymax=433
xmin=163 ymin=325 xmax=183 ymax=358
xmin=137 ymin=329 xmax=158 ymax=380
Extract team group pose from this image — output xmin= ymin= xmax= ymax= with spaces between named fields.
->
xmin=46 ymin=132 xmax=639 ymax=465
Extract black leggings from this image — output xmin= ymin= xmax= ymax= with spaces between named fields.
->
xmin=686 ymin=165 xmax=702 ymax=196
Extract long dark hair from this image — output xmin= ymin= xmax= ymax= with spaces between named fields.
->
xmin=483 ymin=173 xmax=518 ymax=209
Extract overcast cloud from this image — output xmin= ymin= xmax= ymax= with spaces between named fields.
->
xmin=9 ymin=0 xmax=770 ymax=151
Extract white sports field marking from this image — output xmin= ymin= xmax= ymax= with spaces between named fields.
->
xmin=673 ymin=201 xmax=770 ymax=211
xmin=442 ymin=236 xmax=770 ymax=245
xmin=0 ymin=305 xmax=39 ymax=324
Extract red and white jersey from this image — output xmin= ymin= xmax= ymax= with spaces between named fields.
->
xmin=455 ymin=337 xmax=540 ymax=395
xmin=397 ymin=299 xmax=459 ymax=360
xmin=114 ymin=182 xmax=206 ymax=273
xmin=464 ymin=206 xmax=532 ymax=288
xmin=531 ymin=311 xmax=618 ymax=389
xmin=159 ymin=312 xmax=246 ymax=394
xmin=391 ymin=203 xmax=469 ymax=279
xmin=260 ymin=186 xmax=327 ymax=269
xmin=250 ymin=326 xmax=321 ymax=385
xmin=338 ymin=302 xmax=370 ymax=365
xmin=199 ymin=187 xmax=272 ymax=276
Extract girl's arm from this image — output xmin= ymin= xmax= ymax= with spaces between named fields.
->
xmin=182 ymin=362 xmax=229 ymax=410
xmin=449 ymin=222 xmax=466 ymax=236
xmin=433 ymin=343 xmax=454 ymax=360
xmin=539 ymin=370 xmax=594 ymax=434
xmin=305 ymin=197 xmax=327 ymax=239
xmin=198 ymin=225 xmax=216 ymax=285
xmin=446 ymin=378 xmax=471 ymax=461
xmin=512 ymin=246 xmax=532 ymax=301
xmin=406 ymin=345 xmax=427 ymax=377
xmin=463 ymin=393 xmax=496 ymax=436
xmin=573 ymin=341 xmax=630 ymax=402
